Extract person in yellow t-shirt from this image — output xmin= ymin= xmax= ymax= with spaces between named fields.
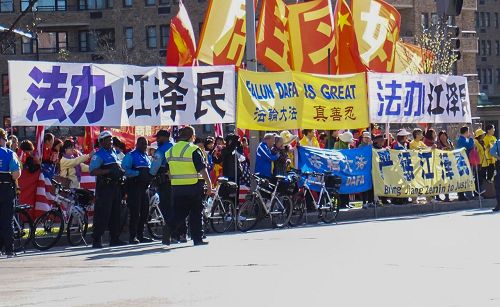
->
xmin=409 ymin=128 xmax=428 ymax=150
xmin=484 ymin=124 xmax=497 ymax=182
xmin=299 ymin=129 xmax=320 ymax=148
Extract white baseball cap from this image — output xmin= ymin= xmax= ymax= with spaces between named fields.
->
xmin=98 ymin=130 xmax=113 ymax=141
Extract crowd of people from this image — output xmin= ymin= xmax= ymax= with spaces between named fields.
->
xmin=1 ymin=123 xmax=500 ymax=257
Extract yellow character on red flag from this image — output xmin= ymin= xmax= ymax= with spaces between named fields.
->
xmin=256 ymin=0 xmax=291 ymax=72
xmin=166 ymin=0 xmax=196 ymax=66
xmin=351 ymin=0 xmax=401 ymax=72
xmin=196 ymin=0 xmax=249 ymax=66
xmin=334 ymin=0 xmax=366 ymax=74
xmin=287 ymin=0 xmax=337 ymax=74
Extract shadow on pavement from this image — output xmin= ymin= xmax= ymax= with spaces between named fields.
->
xmin=83 ymin=245 xmax=176 ymax=261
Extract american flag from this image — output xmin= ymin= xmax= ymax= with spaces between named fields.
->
xmin=214 ymin=123 xmax=224 ymax=138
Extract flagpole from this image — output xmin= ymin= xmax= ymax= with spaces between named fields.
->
xmin=241 ymin=0 xmax=258 ymax=231
xmin=245 ymin=0 xmax=258 ymax=170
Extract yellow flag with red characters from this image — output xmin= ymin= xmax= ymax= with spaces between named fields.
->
xmin=196 ymin=0 xmax=248 ymax=66
xmin=256 ymin=0 xmax=291 ymax=72
xmin=351 ymin=0 xmax=401 ymax=72
xmin=287 ymin=0 xmax=337 ymax=74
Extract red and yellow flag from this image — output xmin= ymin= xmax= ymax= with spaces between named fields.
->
xmin=334 ymin=0 xmax=366 ymax=74
xmin=351 ymin=0 xmax=401 ymax=72
xmin=394 ymin=41 xmax=430 ymax=74
xmin=166 ymin=0 xmax=196 ymax=66
xmin=256 ymin=0 xmax=291 ymax=72
xmin=287 ymin=0 xmax=337 ymax=74
xmin=196 ymin=0 xmax=248 ymax=66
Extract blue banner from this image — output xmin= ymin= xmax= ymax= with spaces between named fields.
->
xmin=298 ymin=145 xmax=373 ymax=194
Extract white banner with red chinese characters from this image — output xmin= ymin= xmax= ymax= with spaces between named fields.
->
xmin=367 ymin=72 xmax=472 ymax=124
xmin=8 ymin=61 xmax=235 ymax=126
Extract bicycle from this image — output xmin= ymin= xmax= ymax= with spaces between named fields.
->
xmin=288 ymin=170 xmax=340 ymax=226
xmin=203 ymin=177 xmax=237 ymax=234
xmin=11 ymin=196 xmax=34 ymax=253
xmin=236 ymin=174 xmax=293 ymax=232
xmin=32 ymin=179 xmax=94 ymax=250
xmin=146 ymin=184 xmax=164 ymax=240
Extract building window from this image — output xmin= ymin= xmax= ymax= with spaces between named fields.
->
xmin=497 ymin=69 xmax=500 ymax=85
xmin=0 ymin=0 xmax=13 ymax=12
xmin=421 ymin=13 xmax=429 ymax=29
xmin=79 ymin=29 xmax=115 ymax=52
xmin=37 ymin=32 xmax=67 ymax=53
xmin=480 ymin=12 xmax=485 ymax=27
xmin=22 ymin=0 xmax=67 ymax=11
xmin=146 ymin=26 xmax=157 ymax=48
xmin=482 ymin=40 xmax=486 ymax=56
xmin=487 ymin=12 xmax=491 ymax=27
xmin=430 ymin=13 xmax=439 ymax=26
xmin=496 ymin=41 xmax=500 ymax=56
xmin=124 ymin=27 xmax=133 ymax=49
xmin=78 ymin=0 xmax=112 ymax=10
xmin=145 ymin=0 xmax=155 ymax=6
xmin=1 ymin=40 xmax=15 ymax=55
xmin=160 ymin=24 xmax=169 ymax=48
xmin=487 ymin=40 xmax=492 ymax=56
xmin=475 ymin=12 xmax=479 ymax=28
xmin=123 ymin=0 xmax=132 ymax=7
xmin=478 ymin=40 xmax=481 ymax=55
xmin=21 ymin=37 xmax=36 ymax=54
xmin=496 ymin=13 xmax=499 ymax=28
xmin=2 ymin=74 xmax=9 ymax=96
xmin=487 ymin=69 xmax=493 ymax=84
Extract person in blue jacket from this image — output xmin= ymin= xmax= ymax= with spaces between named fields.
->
xmin=148 ymin=130 xmax=176 ymax=245
xmin=0 ymin=128 xmax=21 ymax=257
xmin=456 ymin=126 xmax=475 ymax=201
xmin=122 ymin=137 xmax=153 ymax=244
xmin=255 ymin=133 xmax=279 ymax=179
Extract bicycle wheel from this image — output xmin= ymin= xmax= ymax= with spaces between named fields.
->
xmin=210 ymin=199 xmax=235 ymax=233
xmin=147 ymin=205 xmax=165 ymax=240
xmin=33 ymin=209 xmax=64 ymax=251
xmin=271 ymin=195 xmax=293 ymax=228
xmin=320 ymin=193 xmax=339 ymax=224
xmin=236 ymin=199 xmax=259 ymax=232
xmin=67 ymin=208 xmax=89 ymax=246
xmin=13 ymin=209 xmax=34 ymax=253
xmin=288 ymin=194 xmax=305 ymax=227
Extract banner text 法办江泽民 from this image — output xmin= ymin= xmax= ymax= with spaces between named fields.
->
xmin=9 ymin=61 xmax=235 ymax=127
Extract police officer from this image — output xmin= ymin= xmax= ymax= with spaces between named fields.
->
xmin=0 ymin=128 xmax=21 ymax=257
xmin=164 ymin=126 xmax=214 ymax=246
xmin=122 ymin=137 xmax=154 ymax=244
xmin=89 ymin=131 xmax=127 ymax=248
xmin=149 ymin=130 xmax=177 ymax=245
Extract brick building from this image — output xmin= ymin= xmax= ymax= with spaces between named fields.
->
xmin=475 ymin=0 xmax=500 ymax=129
xmin=0 ymin=0 xmax=479 ymax=138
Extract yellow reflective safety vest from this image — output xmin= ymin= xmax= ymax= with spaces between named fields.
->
xmin=165 ymin=141 xmax=201 ymax=186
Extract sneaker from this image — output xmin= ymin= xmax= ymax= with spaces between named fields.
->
xmin=139 ymin=237 xmax=154 ymax=243
xmin=109 ymin=240 xmax=128 ymax=247
xmin=193 ymin=240 xmax=209 ymax=246
xmin=129 ymin=237 xmax=140 ymax=244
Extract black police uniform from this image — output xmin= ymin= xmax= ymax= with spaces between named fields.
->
xmin=90 ymin=147 xmax=125 ymax=246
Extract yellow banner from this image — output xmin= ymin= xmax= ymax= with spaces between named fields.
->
xmin=372 ymin=148 xmax=475 ymax=197
xmin=236 ymin=70 xmax=369 ymax=130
